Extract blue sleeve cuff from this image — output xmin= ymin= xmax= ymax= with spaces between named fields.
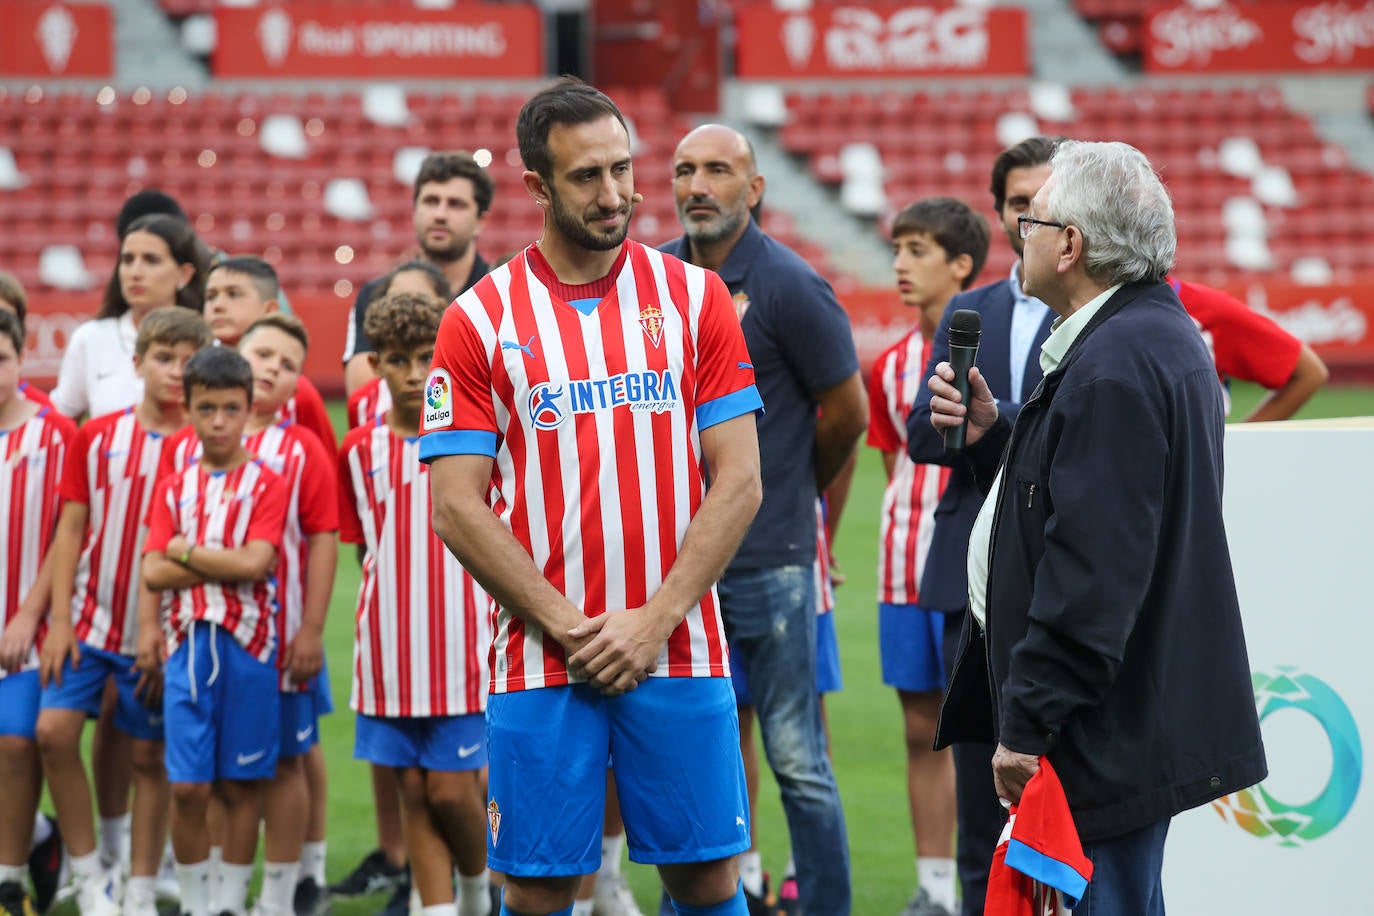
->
xmin=1004 ymin=839 xmax=1090 ymax=907
xmin=418 ymin=430 xmax=497 ymax=463
xmin=698 ymin=385 xmax=764 ymax=431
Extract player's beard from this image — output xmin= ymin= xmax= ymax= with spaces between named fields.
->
xmin=550 ymin=188 xmax=633 ymax=252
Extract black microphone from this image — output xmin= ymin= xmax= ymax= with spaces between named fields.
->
xmin=944 ymin=309 xmax=982 ymax=452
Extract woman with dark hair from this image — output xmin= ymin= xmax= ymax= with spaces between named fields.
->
xmin=52 ymin=214 xmax=208 ymax=418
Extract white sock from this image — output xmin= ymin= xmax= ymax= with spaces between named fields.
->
xmin=598 ymin=832 xmax=624 ymax=878
xmin=259 ymin=862 xmax=301 ymax=915
xmin=571 ymin=901 xmax=594 ymax=916
xmin=783 ymin=851 xmax=796 ymax=881
xmin=207 ymin=848 xmax=224 ymax=911
xmin=301 ymin=841 xmax=327 ymax=886
xmin=126 ymin=876 xmax=157 ymax=912
xmin=420 ymin=904 xmax=456 ymax=916
xmin=217 ymin=861 xmax=254 ymax=916
xmin=0 ymin=864 xmax=27 ymax=883
xmin=918 ymin=856 xmax=957 ymax=911
xmin=175 ymin=861 xmax=211 ymax=916
xmin=31 ymin=812 xmax=53 ymax=849
xmin=99 ymin=815 xmax=131 ymax=871
xmin=457 ymin=871 xmax=490 ymax=916
xmin=410 ymin=883 xmax=422 ymax=914
xmin=738 ymin=850 xmax=764 ymax=898
xmin=71 ymin=850 xmax=105 ymax=881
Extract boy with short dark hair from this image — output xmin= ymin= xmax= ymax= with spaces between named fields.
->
xmin=339 ymin=292 xmax=492 ymax=916
xmin=140 ymin=347 xmax=287 ymax=916
xmin=868 ymin=196 xmax=989 ymax=916
xmin=203 ymin=258 xmax=335 ymax=451
xmin=32 ymin=307 xmax=209 ymax=916
xmin=0 ymin=308 xmax=77 ymax=916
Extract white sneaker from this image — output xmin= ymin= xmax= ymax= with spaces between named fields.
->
xmin=592 ymin=872 xmax=644 ymax=916
xmin=75 ymin=871 xmax=122 ymax=916
xmin=154 ymin=847 xmax=180 ymax=903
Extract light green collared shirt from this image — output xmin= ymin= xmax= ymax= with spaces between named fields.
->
xmin=967 ymin=282 xmax=1122 ymax=629
xmin=1038 ymin=283 xmax=1123 ymax=375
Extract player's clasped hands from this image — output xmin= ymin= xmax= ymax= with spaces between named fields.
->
xmin=566 ymin=607 xmax=670 ymax=696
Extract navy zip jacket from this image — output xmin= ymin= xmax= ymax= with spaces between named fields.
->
xmin=935 ymin=281 xmax=1267 ymax=842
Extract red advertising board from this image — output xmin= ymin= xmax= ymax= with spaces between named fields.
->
xmin=1145 ymin=2 xmax=1374 ymax=72
xmin=839 ymin=280 xmax=1374 ymax=374
xmin=214 ymin=4 xmax=543 ymax=78
xmin=735 ymin=4 xmax=1029 ymax=78
xmin=0 ymin=2 xmax=112 ymax=78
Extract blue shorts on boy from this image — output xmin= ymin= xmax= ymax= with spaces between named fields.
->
xmin=0 ymin=670 xmax=41 ymax=738
xmin=729 ymin=610 xmax=843 ymax=705
xmin=279 ymin=692 xmax=319 ymax=758
xmin=40 ymin=643 xmax=164 ymax=740
xmin=164 ymin=621 xmax=280 ymax=783
xmin=485 ymin=677 xmax=749 ymax=877
xmin=312 ymin=655 xmax=334 ymax=717
xmin=879 ymin=602 xmax=946 ymax=694
xmin=354 ymin=712 xmax=486 ymax=772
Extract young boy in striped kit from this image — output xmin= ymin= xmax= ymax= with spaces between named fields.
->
xmin=140 ymin=347 xmax=287 ymax=916
xmin=338 ymin=292 xmax=493 ymax=916
xmin=0 ymin=309 xmax=77 ymax=916
xmin=33 ymin=307 xmax=209 ymax=916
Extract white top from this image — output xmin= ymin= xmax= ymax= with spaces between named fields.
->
xmin=968 ymin=284 xmax=1121 ymax=629
xmin=1007 ymin=261 xmax=1052 ymax=403
xmin=50 ymin=313 xmax=143 ymax=419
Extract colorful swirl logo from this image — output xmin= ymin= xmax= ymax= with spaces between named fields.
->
xmin=1212 ymin=667 xmax=1362 ymax=846
xmin=426 ymin=376 xmax=449 ymax=410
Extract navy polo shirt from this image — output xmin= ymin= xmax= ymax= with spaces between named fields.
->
xmin=662 ymin=220 xmax=859 ymax=571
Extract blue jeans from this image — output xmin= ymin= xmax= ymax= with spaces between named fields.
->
xmin=718 ymin=565 xmax=851 ymax=915
xmin=1075 ymin=818 xmax=1170 ymax=916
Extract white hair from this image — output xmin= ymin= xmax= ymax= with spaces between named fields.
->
xmin=1045 ymin=141 xmax=1176 ymax=284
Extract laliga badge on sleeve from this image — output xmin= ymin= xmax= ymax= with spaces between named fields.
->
xmin=423 ymin=368 xmax=453 ymax=431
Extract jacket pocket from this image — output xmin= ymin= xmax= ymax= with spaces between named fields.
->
xmin=1016 ymin=477 xmax=1039 ymax=511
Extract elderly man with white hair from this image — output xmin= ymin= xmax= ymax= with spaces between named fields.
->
xmin=926 ymin=140 xmax=1267 ymax=915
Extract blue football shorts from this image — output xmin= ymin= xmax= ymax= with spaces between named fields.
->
xmin=879 ymin=603 xmax=947 ymax=694
xmin=39 ymin=643 xmax=164 ymax=740
xmin=354 ymin=712 xmax=487 ymax=772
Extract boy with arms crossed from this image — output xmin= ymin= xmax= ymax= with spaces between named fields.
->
xmin=140 ymin=347 xmax=287 ymax=916
xmin=339 ymin=292 xmax=494 ymax=916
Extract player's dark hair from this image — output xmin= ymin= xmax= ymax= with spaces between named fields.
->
xmin=891 ymin=198 xmax=993 ymax=290
xmin=0 ymin=271 xmax=28 ymax=328
xmin=100 ymin=214 xmax=208 ymax=319
xmin=135 ymin=306 xmax=211 ymax=358
xmin=380 ymin=260 xmax=453 ymax=304
xmin=413 ymin=151 xmax=495 ymax=215
xmin=240 ymin=312 xmax=309 ymax=355
xmin=210 ymin=256 xmax=280 ymax=301
xmin=0 ymin=309 xmax=23 ymax=358
xmin=517 ymin=77 xmax=629 ymax=181
xmin=989 ymin=136 xmax=1063 ymax=214
xmin=182 ymin=345 xmax=254 ymax=406
xmin=115 ymin=189 xmax=188 ymax=238
xmin=364 ymin=292 xmax=446 ymax=355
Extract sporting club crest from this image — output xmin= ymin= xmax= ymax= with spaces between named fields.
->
xmin=638 ymin=302 xmax=664 ymax=348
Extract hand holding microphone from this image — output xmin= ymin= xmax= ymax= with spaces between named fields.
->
xmin=928 ymin=309 xmax=997 ymax=450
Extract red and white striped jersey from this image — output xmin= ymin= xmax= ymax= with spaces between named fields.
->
xmin=346 ymin=376 xmax=391 ymax=431
xmin=18 ymin=381 xmax=52 ymax=409
xmin=813 ymin=499 xmax=835 ymax=615
xmin=1 ymin=407 xmax=75 ymax=678
xmin=143 ymin=459 xmax=287 ymax=663
xmin=866 ymin=328 xmax=952 ymax=606
xmin=277 ymin=376 xmax=338 ymax=453
xmin=419 ymin=242 xmax=762 ymax=694
xmin=61 ymin=408 xmax=171 ymax=655
xmin=339 ymin=419 xmax=491 ymax=717
xmin=162 ymin=422 xmax=338 ymax=690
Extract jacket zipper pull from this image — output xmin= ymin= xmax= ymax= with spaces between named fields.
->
xmin=1025 ymin=483 xmax=1036 ymax=509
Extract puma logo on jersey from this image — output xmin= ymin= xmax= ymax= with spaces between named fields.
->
xmin=501 ymin=335 xmax=538 ymax=360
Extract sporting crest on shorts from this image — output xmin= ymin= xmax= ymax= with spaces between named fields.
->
xmin=487 ymin=799 xmax=502 ymax=845
xmin=732 ymin=291 xmax=751 ymax=321
xmin=638 ymin=302 xmax=664 ymax=349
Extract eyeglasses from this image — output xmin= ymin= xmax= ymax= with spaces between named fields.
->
xmin=1018 ymin=215 xmax=1067 ymax=240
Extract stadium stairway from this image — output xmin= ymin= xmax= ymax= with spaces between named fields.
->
xmin=1280 ymin=76 xmax=1374 ymax=173
xmin=1025 ymin=0 xmax=1131 ymax=82
xmin=723 ymin=85 xmax=893 ymax=289
xmin=114 ymin=0 xmax=207 ymax=89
